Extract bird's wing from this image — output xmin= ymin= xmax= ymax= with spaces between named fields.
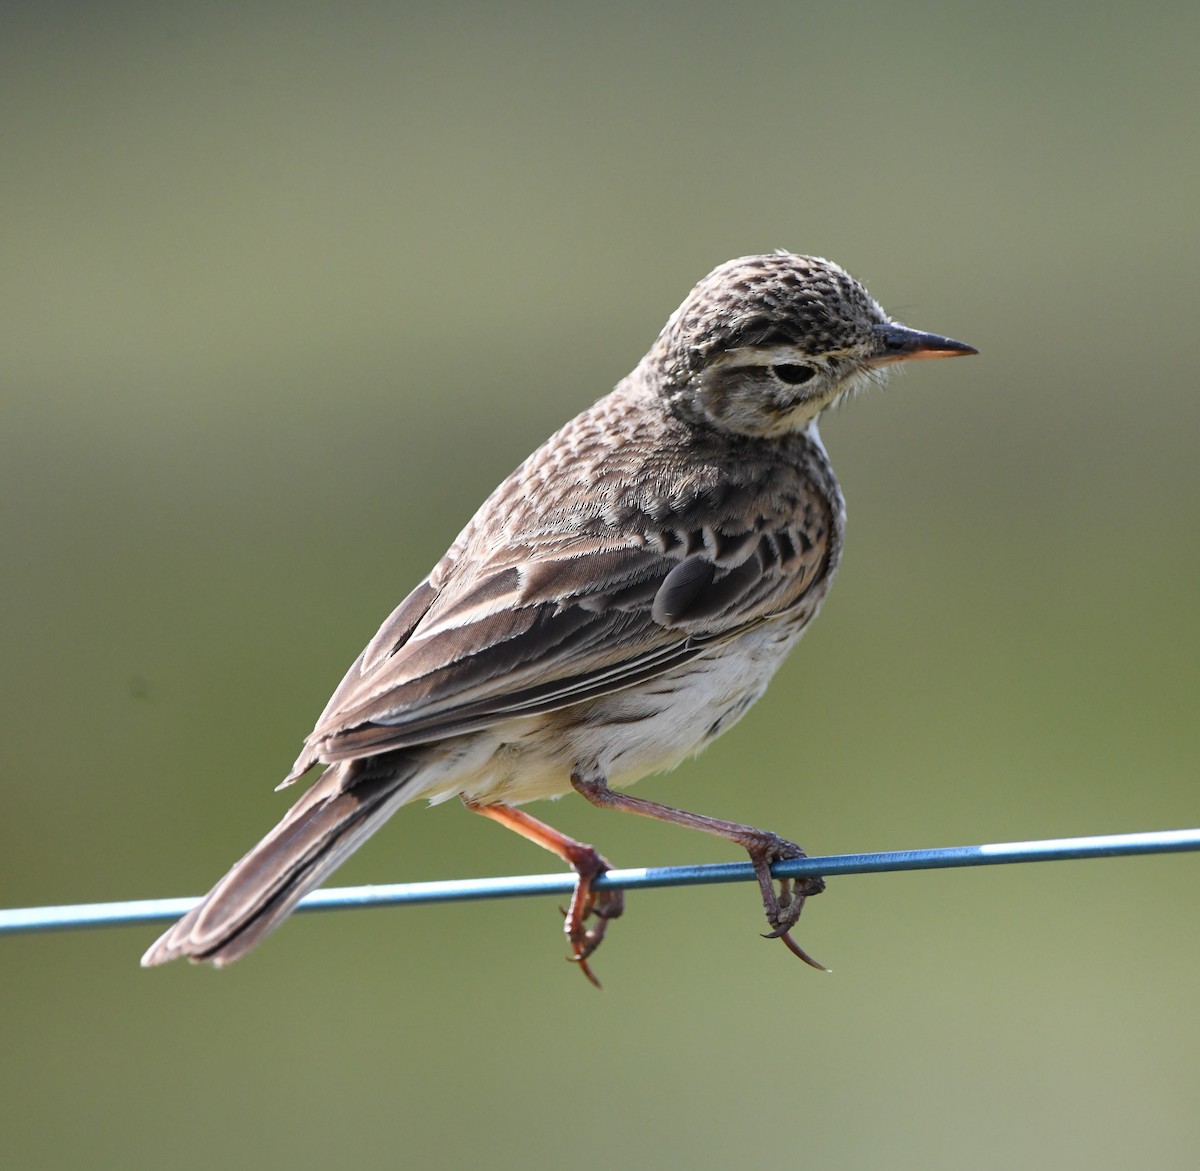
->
xmin=284 ymin=478 xmax=833 ymax=779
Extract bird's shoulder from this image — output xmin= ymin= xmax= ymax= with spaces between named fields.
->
xmin=444 ymin=381 xmax=842 ymax=577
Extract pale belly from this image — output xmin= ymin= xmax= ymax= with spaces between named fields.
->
xmin=412 ymin=614 xmax=811 ymax=808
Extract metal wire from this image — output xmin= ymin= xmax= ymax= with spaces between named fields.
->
xmin=2 ymin=827 xmax=1197 ymax=937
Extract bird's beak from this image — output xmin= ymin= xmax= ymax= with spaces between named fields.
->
xmin=869 ymin=322 xmax=978 ymax=366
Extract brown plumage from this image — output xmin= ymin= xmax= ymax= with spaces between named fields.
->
xmin=141 ymin=253 xmax=975 ymax=982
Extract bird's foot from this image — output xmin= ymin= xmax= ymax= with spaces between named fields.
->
xmin=560 ymin=847 xmax=624 ymax=988
xmin=742 ymin=832 xmax=827 ymax=970
xmin=461 ymin=797 xmax=625 ymax=987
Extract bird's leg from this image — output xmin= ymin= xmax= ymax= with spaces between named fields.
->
xmin=462 ymin=797 xmax=623 ymax=987
xmin=570 ymin=771 xmax=826 ymax=970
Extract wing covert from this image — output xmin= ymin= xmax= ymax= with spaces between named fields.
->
xmin=284 ymin=413 xmax=840 ymax=778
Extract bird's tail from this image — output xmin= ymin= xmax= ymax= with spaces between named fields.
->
xmin=141 ymin=756 xmax=419 ymax=968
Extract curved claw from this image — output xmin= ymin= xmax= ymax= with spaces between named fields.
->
xmin=566 ymin=952 xmax=604 ymax=989
xmin=776 ymin=929 xmax=830 ymax=972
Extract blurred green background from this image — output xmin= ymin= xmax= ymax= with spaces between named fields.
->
xmin=3 ymin=3 xmax=1198 ymax=1168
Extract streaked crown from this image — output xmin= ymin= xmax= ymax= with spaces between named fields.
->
xmin=643 ymin=252 xmax=974 ymax=438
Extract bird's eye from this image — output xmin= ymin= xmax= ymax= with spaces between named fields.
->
xmin=771 ymin=363 xmax=817 ymax=386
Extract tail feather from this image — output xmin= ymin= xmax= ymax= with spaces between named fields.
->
xmin=141 ymin=757 xmax=419 ymax=968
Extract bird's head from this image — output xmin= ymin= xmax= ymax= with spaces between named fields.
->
xmin=648 ymin=252 xmax=976 ymax=438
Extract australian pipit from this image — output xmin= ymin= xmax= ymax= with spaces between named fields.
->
xmin=142 ymin=252 xmax=975 ymax=982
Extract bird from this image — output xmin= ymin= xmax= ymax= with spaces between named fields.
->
xmin=141 ymin=252 xmax=976 ymax=983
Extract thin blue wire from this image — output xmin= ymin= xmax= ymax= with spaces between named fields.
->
xmin=2 ymin=827 xmax=1197 ymax=936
